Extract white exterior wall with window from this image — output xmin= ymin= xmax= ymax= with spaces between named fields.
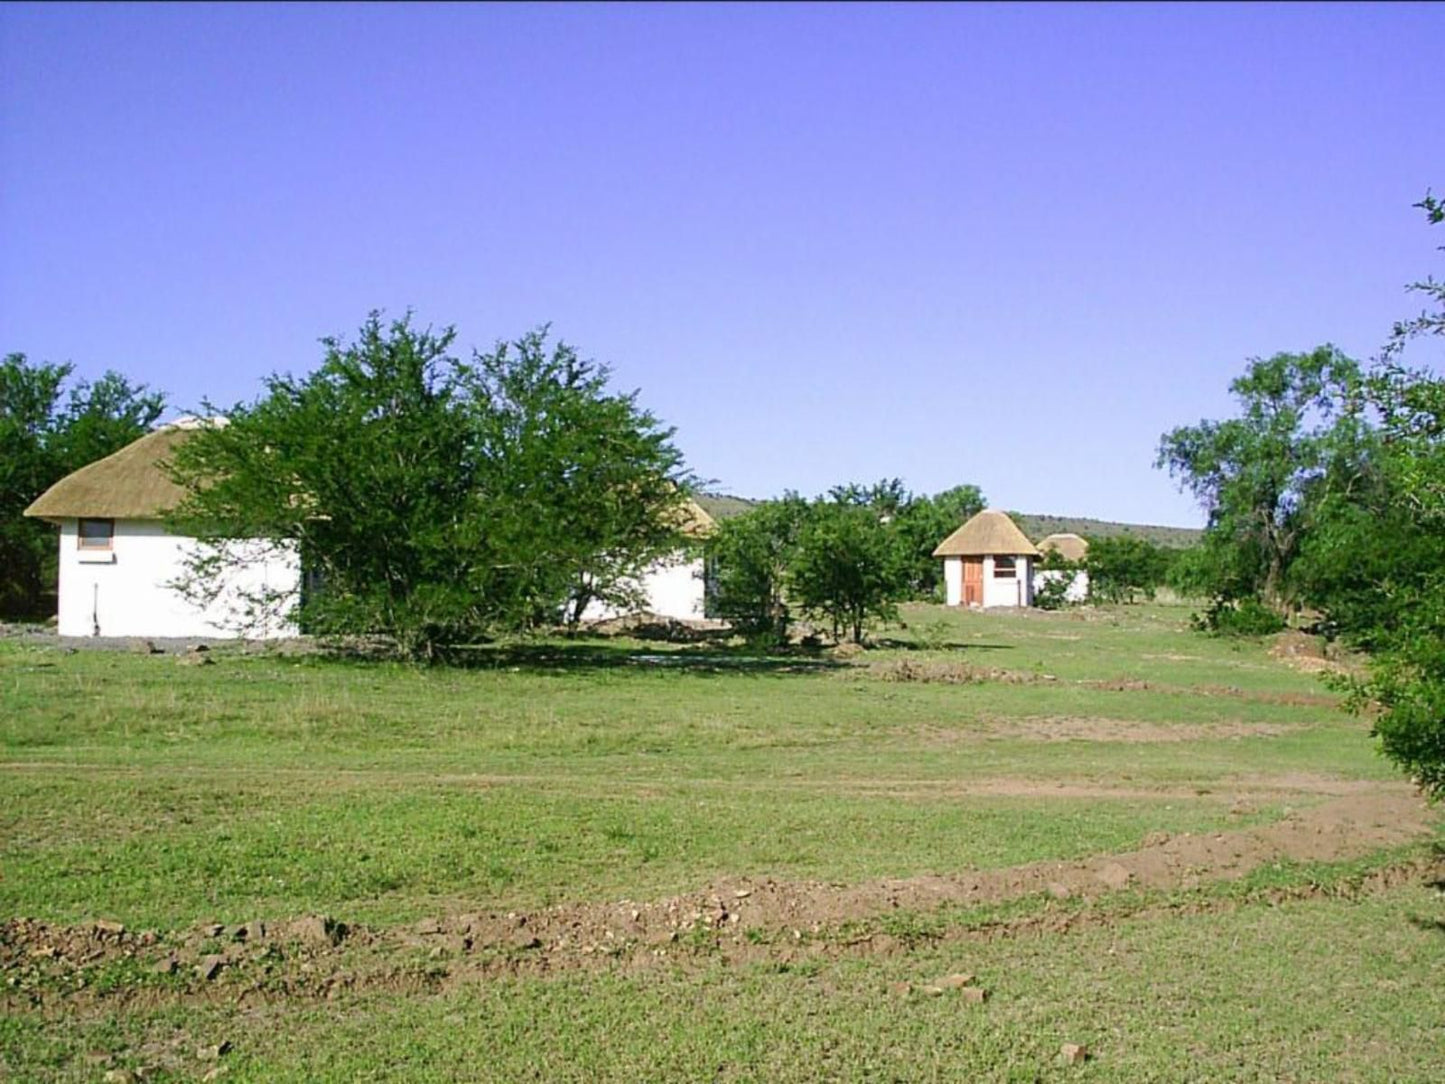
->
xmin=981 ymin=554 xmax=1034 ymax=607
xmin=55 ymin=517 xmax=300 ymax=639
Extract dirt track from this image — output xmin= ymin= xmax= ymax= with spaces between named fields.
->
xmin=3 ymin=783 xmax=1435 ymax=1014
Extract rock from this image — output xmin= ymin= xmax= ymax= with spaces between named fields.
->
xmin=512 ymin=934 xmax=543 ymax=951
xmin=288 ymin=915 xmax=341 ymax=947
xmin=934 ymin=973 xmax=975 ymax=990
xmin=94 ymin=919 xmax=126 ymax=936
xmin=197 ymin=1040 xmax=231 ymax=1060
xmin=414 ymin=918 xmax=443 ymax=935
xmin=197 ymin=955 xmax=225 ymax=981
xmin=233 ymin=921 xmax=265 ymax=941
xmin=1047 ymin=882 xmax=1073 ymax=900
xmin=1095 ymin=862 xmax=1133 ymax=890
xmin=153 ymin=957 xmax=178 ymax=975
xmin=958 ymin=987 xmax=988 ymax=1003
xmin=733 ymin=889 xmax=752 ymax=899
xmin=1060 ymin=1043 xmax=1088 ymax=1065
xmin=178 ymin=651 xmax=214 ymax=666
xmin=129 ymin=639 xmax=161 ymax=655
xmin=204 ymin=924 xmax=224 ymax=938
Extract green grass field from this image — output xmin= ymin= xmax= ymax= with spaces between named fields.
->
xmin=3 ymin=602 xmax=1442 ymax=1081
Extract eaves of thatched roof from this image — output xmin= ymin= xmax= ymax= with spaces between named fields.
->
xmin=932 ymin=509 xmax=1040 ymax=558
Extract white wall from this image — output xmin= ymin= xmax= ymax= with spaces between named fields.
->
xmin=1034 ymin=568 xmax=1090 ymax=603
xmin=940 ymin=555 xmax=1032 ymax=607
xmin=56 ymin=519 xmax=300 ymax=639
xmin=580 ymin=553 xmax=707 ymax=623
xmin=982 ymin=555 xmax=1033 ymax=608
xmin=943 ymin=556 xmax=963 ymax=606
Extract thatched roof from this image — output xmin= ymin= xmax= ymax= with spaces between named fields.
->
xmin=671 ymin=497 xmax=717 ymax=539
xmin=932 ymin=509 xmax=1040 ymax=558
xmin=1037 ymin=532 xmax=1089 ymax=562
xmin=25 ymin=425 xmax=196 ymax=522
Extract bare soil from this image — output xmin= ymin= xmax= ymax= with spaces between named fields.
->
xmin=4 ymin=784 xmax=1433 ymax=1016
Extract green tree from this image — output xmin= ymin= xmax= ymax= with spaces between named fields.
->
xmin=789 ymin=499 xmax=908 ymax=643
xmin=703 ymin=495 xmax=809 ymax=643
xmin=470 ymin=328 xmax=693 ymax=628
xmin=1156 ymin=346 xmax=1364 ymax=610
xmin=1343 ymin=193 xmax=1445 ymax=796
xmin=1 ymin=354 xmax=165 ymax=619
xmin=168 ymin=313 xmax=690 ymax=659
xmin=892 ymin=484 xmax=986 ymax=598
xmin=1083 ymin=535 xmax=1175 ymax=605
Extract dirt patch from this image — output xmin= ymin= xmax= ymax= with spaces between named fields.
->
xmin=4 ymin=787 xmax=1433 ymax=1016
xmin=871 ymin=659 xmax=1056 ymax=685
xmin=929 ymin=716 xmax=1295 ymax=744
xmin=1083 ymin=678 xmax=1340 ymax=708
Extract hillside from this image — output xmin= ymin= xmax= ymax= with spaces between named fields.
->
xmin=695 ymin=493 xmax=1200 ymax=548
xmin=1013 ymin=513 xmax=1201 ymax=549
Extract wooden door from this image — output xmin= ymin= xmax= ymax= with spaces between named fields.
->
xmin=962 ymin=558 xmax=983 ymax=606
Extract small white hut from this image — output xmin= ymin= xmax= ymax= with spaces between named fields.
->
xmin=933 ymin=509 xmax=1040 ymax=608
xmin=24 ymin=422 xmax=301 ymax=639
xmin=579 ymin=498 xmax=717 ymax=623
xmin=1034 ymin=532 xmax=1090 ymax=603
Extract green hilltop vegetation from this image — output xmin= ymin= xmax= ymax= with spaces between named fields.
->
xmin=695 ymin=493 xmax=1202 ymax=549
xmin=1012 ymin=513 xmax=1201 ymax=549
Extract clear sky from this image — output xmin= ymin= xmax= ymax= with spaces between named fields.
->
xmin=2 ymin=3 xmax=1441 ymax=526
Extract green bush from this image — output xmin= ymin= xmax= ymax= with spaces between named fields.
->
xmin=1192 ymin=597 xmax=1286 ymax=637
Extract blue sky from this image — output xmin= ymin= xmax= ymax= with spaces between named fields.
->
xmin=2 ymin=3 xmax=1441 ymax=526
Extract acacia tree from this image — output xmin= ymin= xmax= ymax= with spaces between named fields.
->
xmin=826 ymin=478 xmax=985 ymax=599
xmin=1345 ymin=193 xmax=1445 ymax=796
xmin=1083 ymin=535 xmax=1175 ymax=604
xmin=789 ymin=498 xmax=908 ymax=644
xmin=894 ymin=484 xmax=986 ymax=598
xmin=703 ymin=495 xmax=809 ymax=643
xmin=468 ymin=328 xmax=692 ymax=628
xmin=1 ymin=354 xmax=164 ymax=619
xmin=168 ymin=313 xmax=691 ymax=659
xmin=1156 ymin=346 xmax=1365 ymax=611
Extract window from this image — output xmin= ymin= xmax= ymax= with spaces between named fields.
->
xmin=993 ymin=556 xmax=1016 ymax=579
xmin=78 ymin=518 xmax=114 ymax=550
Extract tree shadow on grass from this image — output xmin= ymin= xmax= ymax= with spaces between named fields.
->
xmin=868 ymin=636 xmax=1016 ymax=653
xmin=438 ymin=638 xmax=847 ymax=677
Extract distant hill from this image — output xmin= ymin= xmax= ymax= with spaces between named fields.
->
xmin=694 ymin=493 xmax=760 ymax=521
xmin=695 ymin=493 xmax=1201 ymax=548
xmin=1012 ymin=514 xmax=1201 ymax=550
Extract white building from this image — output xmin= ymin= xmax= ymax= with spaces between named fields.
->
xmin=1034 ymin=532 xmax=1090 ymax=603
xmin=579 ymin=499 xmax=716 ymax=623
xmin=24 ymin=422 xmax=301 ymax=639
xmin=933 ymin=509 xmax=1040 ymax=608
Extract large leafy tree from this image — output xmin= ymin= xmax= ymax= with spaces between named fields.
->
xmin=168 ymin=313 xmax=691 ymax=659
xmin=1344 ymin=193 xmax=1445 ymax=796
xmin=789 ymin=498 xmax=909 ymax=644
xmin=825 ymin=478 xmax=986 ymax=599
xmin=894 ymin=484 xmax=986 ymax=598
xmin=0 ymin=354 xmax=165 ymax=619
xmin=1083 ymin=535 xmax=1176 ymax=604
xmin=1156 ymin=346 xmax=1365 ymax=610
xmin=703 ymin=495 xmax=810 ymax=643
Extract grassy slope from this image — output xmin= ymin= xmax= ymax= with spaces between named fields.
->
xmin=2 ymin=602 xmax=1438 ymax=1081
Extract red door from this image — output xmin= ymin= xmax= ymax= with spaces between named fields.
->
xmin=962 ymin=559 xmax=983 ymax=606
